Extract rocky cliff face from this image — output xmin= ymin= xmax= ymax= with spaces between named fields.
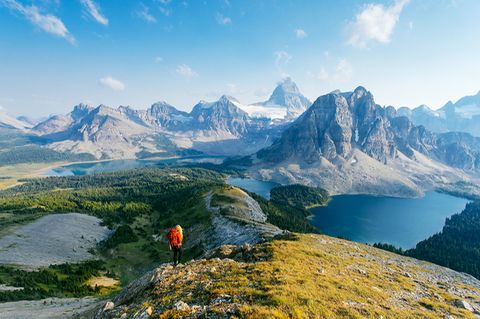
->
xmin=258 ymin=86 xmax=480 ymax=170
xmin=252 ymin=87 xmax=480 ymax=197
xmin=189 ymin=96 xmax=251 ymax=137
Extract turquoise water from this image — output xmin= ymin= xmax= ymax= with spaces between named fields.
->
xmin=43 ymin=156 xmax=222 ymax=176
xmin=45 ymin=165 xmax=469 ymax=250
xmin=226 ymin=177 xmax=279 ymax=199
xmin=310 ymin=192 xmax=470 ymax=249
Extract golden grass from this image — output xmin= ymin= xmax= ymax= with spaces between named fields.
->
xmin=132 ymin=234 xmax=480 ymax=318
xmin=87 ymin=276 xmax=119 ymax=288
xmin=237 ymin=234 xmax=478 ymax=319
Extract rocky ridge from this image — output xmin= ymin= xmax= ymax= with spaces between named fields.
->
xmin=92 ymin=234 xmax=480 ymax=319
xmin=250 ymin=87 xmax=480 ymax=197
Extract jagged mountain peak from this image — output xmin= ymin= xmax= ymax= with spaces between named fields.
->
xmin=272 ymin=77 xmax=300 ymax=95
xmin=219 ymin=95 xmax=240 ymax=104
xmin=147 ymin=101 xmax=184 ymax=116
xmin=252 ymin=86 xmax=480 ymax=196
xmin=73 ymin=102 xmax=91 ymax=111
xmin=150 ymin=101 xmax=175 ymax=108
xmin=353 ymin=85 xmax=368 ymax=96
xmin=264 ymin=78 xmax=310 ymax=108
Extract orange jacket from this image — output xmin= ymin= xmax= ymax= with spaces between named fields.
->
xmin=167 ymin=227 xmax=183 ymax=248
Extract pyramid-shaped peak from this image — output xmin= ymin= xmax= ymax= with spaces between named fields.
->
xmin=274 ymin=77 xmax=300 ymax=94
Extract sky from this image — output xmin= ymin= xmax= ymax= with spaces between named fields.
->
xmin=0 ymin=0 xmax=480 ymax=117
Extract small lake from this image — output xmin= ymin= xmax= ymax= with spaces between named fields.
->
xmin=43 ymin=156 xmax=224 ymax=177
xmin=226 ymin=177 xmax=279 ymax=199
xmin=44 ymin=165 xmax=470 ymax=250
xmin=310 ymin=192 xmax=470 ymax=249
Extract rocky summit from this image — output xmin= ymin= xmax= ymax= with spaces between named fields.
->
xmin=248 ymin=87 xmax=480 ymax=197
xmin=26 ymin=80 xmax=311 ymax=159
xmin=91 ymin=234 xmax=480 ymax=319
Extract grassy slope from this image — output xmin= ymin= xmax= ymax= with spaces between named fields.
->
xmin=116 ymin=234 xmax=480 ymax=319
xmin=242 ymin=235 xmax=477 ymax=318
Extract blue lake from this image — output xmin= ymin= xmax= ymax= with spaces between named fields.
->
xmin=43 ymin=156 xmax=223 ymax=177
xmin=224 ymin=178 xmax=469 ymax=249
xmin=226 ymin=177 xmax=279 ymax=200
xmin=44 ymin=163 xmax=470 ymax=250
xmin=310 ymin=192 xmax=470 ymax=249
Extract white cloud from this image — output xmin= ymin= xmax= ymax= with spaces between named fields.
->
xmin=254 ymin=88 xmax=270 ymax=99
xmin=310 ymin=59 xmax=353 ymax=83
xmin=216 ymin=13 xmax=232 ymax=25
xmin=335 ymin=59 xmax=353 ymax=81
xmin=346 ymin=0 xmax=410 ymax=48
xmin=408 ymin=20 xmax=414 ymax=30
xmin=154 ymin=56 xmax=163 ymax=63
xmin=295 ymin=28 xmax=307 ymax=39
xmin=158 ymin=6 xmax=171 ymax=16
xmin=80 ymin=0 xmax=108 ymax=26
xmin=274 ymin=51 xmax=292 ymax=68
xmin=99 ymin=76 xmax=125 ymax=91
xmin=176 ymin=64 xmax=198 ymax=79
xmin=274 ymin=51 xmax=292 ymax=76
xmin=1 ymin=0 xmax=75 ymax=44
xmin=155 ymin=0 xmax=172 ymax=16
xmin=316 ymin=67 xmax=329 ymax=81
xmin=226 ymin=83 xmax=237 ymax=94
xmin=135 ymin=3 xmax=156 ymax=23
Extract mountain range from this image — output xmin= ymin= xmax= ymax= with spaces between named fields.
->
xmin=243 ymin=87 xmax=480 ymax=197
xmin=2 ymin=80 xmax=480 ymax=198
xmin=397 ymin=90 xmax=480 ymax=136
xmin=11 ymin=78 xmax=309 ymax=159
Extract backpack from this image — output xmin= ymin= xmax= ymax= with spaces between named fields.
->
xmin=167 ymin=228 xmax=181 ymax=248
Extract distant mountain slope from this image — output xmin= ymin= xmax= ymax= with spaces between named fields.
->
xmin=398 ymin=90 xmax=480 ymax=136
xmin=31 ymin=95 xmax=281 ymax=159
xmin=241 ymin=77 xmax=311 ymax=120
xmin=245 ymin=87 xmax=480 ymax=197
xmin=0 ymin=112 xmax=30 ymax=130
xmin=26 ymin=79 xmax=313 ymax=159
xmin=92 ymin=234 xmax=480 ymax=319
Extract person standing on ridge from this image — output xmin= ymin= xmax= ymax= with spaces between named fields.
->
xmin=167 ymin=225 xmax=183 ymax=266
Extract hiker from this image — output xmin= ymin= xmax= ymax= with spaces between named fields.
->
xmin=167 ymin=225 xmax=183 ymax=266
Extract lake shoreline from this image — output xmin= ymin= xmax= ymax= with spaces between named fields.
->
xmin=309 ymin=191 xmax=471 ymax=249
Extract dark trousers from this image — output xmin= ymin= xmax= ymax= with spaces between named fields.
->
xmin=172 ymin=246 xmax=182 ymax=265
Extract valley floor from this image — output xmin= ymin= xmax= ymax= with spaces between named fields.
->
xmin=0 ymin=162 xmax=68 ymax=189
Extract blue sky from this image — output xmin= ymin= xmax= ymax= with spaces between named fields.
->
xmin=1 ymin=0 xmax=479 ymax=117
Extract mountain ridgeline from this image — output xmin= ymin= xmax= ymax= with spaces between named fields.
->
xmin=257 ymin=86 xmax=480 ymax=169
xmin=398 ymin=90 xmax=480 ymax=137
xmin=2 ymin=82 xmax=480 ymax=200
xmin=243 ymin=87 xmax=480 ymax=197
xmin=20 ymin=78 xmax=309 ymax=159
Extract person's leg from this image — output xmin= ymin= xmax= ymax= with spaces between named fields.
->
xmin=173 ymin=248 xmax=178 ymax=265
xmin=177 ymin=247 xmax=182 ymax=264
